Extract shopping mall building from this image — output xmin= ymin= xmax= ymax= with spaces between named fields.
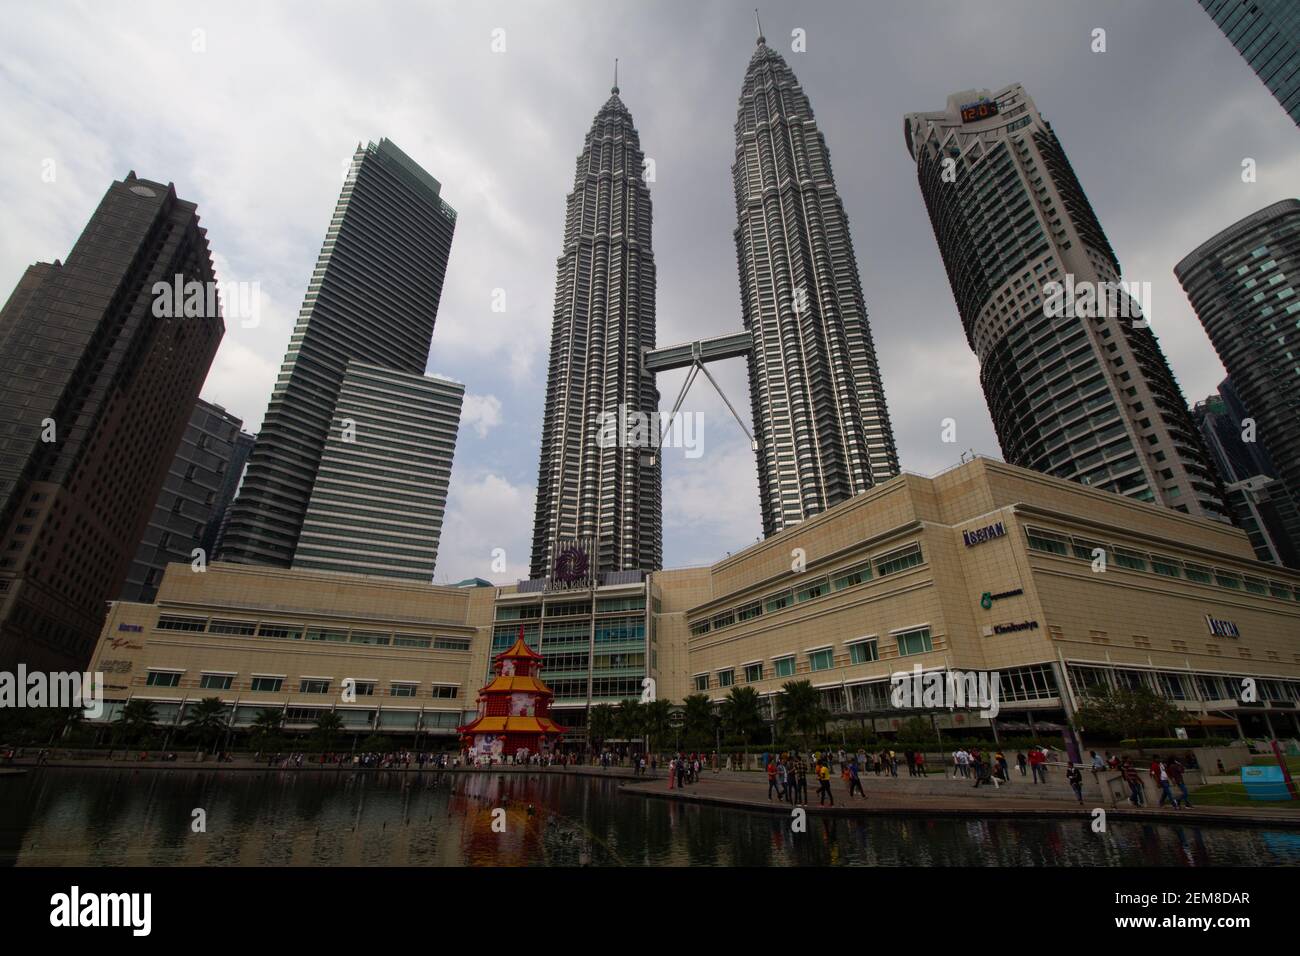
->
xmin=87 ymin=459 xmax=1300 ymax=746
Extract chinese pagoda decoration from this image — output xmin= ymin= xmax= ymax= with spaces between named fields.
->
xmin=458 ymin=626 xmax=565 ymax=761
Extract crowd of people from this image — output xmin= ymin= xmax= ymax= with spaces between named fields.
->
xmin=1090 ymin=750 xmax=1196 ymax=808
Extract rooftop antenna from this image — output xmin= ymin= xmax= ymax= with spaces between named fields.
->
xmin=612 ymin=58 xmax=619 ymax=94
xmin=754 ymin=8 xmax=765 ymax=45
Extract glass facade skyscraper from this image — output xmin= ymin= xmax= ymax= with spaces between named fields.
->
xmin=0 ymin=173 xmax=224 ymax=671
xmin=905 ymin=85 xmax=1228 ymax=522
xmin=733 ymin=33 xmax=899 ymax=538
xmin=1177 ymin=198 xmax=1300 ymax=566
xmin=1199 ymin=0 xmax=1300 ymax=126
xmin=219 ymin=139 xmax=457 ymax=568
xmin=530 ymin=84 xmax=660 ymax=579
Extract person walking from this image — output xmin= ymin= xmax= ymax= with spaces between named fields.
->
xmin=1156 ymin=759 xmax=1177 ymax=809
xmin=817 ymin=760 xmax=834 ymax=806
xmin=1122 ymin=758 xmax=1144 ymax=807
xmin=1016 ymin=751 xmax=1028 ymax=777
xmin=766 ymin=757 xmax=780 ymax=800
xmin=914 ymin=751 xmax=925 ymax=777
xmin=1028 ymin=748 xmax=1043 ymax=784
xmin=847 ymin=759 xmax=865 ymax=799
xmin=776 ymin=757 xmax=789 ymax=801
xmin=1167 ymin=757 xmax=1193 ymax=808
xmin=796 ymin=755 xmax=809 ymax=805
xmin=1066 ymin=763 xmax=1084 ymax=805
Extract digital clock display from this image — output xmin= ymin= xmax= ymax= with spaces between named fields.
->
xmin=960 ymin=100 xmax=999 ymax=123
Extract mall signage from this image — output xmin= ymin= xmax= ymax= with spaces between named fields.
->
xmin=980 ymin=588 xmax=1024 ymax=609
xmin=992 ymin=620 xmax=1039 ymax=635
xmin=963 ymin=521 xmax=1006 ymax=548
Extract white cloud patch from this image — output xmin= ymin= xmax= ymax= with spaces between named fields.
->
xmin=435 ymin=472 xmax=535 ymax=585
xmin=461 ymin=393 xmax=504 ymax=438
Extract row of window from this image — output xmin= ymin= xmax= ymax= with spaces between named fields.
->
xmin=143 ymin=670 xmax=459 ymax=698
xmin=692 ymin=627 xmax=934 ymax=692
xmin=153 ymin=615 xmax=472 ymax=650
xmin=1067 ymin=665 xmax=1300 ymax=704
xmin=494 ymin=594 xmax=646 ymax=622
xmin=1024 ymin=527 xmax=1300 ymax=600
xmin=689 ymin=543 xmax=925 ymax=637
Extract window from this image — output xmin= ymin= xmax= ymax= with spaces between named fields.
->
xmin=1150 ymin=556 xmax=1181 ymax=578
xmin=744 ymin=663 xmax=763 ymax=683
xmin=1025 ymin=528 xmax=1069 ymax=556
xmin=596 ymin=596 xmax=645 ymax=613
xmin=895 ymin=627 xmax=933 ymax=657
xmin=1214 ymin=570 xmax=1241 ymax=590
xmin=200 ymin=674 xmax=233 ymax=690
xmin=1183 ymin=563 xmax=1212 ymax=584
xmin=352 ymin=681 xmax=376 ymax=697
xmin=258 ymin=624 xmax=303 ymax=640
xmin=774 ymin=656 xmax=796 ymax=678
xmin=1243 ymin=577 xmax=1268 ymax=596
xmin=157 ymin=615 xmax=206 ymax=632
xmin=1112 ymin=548 xmax=1147 ymax=572
xmin=875 ymin=544 xmax=924 ymax=576
xmin=764 ymin=590 xmax=793 ymax=613
xmin=349 ymin=630 xmax=391 ymax=646
xmin=717 ymin=669 xmax=735 ymax=688
xmin=808 ymin=648 xmax=834 ymax=672
xmin=146 ymin=671 xmax=181 ymax=687
xmin=690 ymin=620 xmax=710 ymax=637
xmin=693 ymin=674 xmax=710 ymax=692
xmin=251 ymin=676 xmax=284 ymax=693
xmin=393 ymin=634 xmax=432 ymax=648
xmin=794 ymin=577 xmax=829 ymax=603
xmin=496 ymin=605 xmax=542 ymax=621
xmin=208 ymin=620 xmax=256 ymax=636
xmin=1268 ymin=581 xmax=1292 ymax=600
xmin=848 ymin=640 xmax=878 ymax=665
xmin=390 ymin=683 xmax=418 ymax=698
xmin=305 ymin=628 xmax=347 ymax=643
xmin=433 ymin=637 xmax=471 ymax=651
xmin=831 ymin=562 xmax=872 ymax=590
xmin=299 ymin=679 xmax=331 ymax=694
xmin=1071 ymin=537 xmax=1103 ymax=561
xmin=711 ymin=611 xmax=736 ymax=630
xmin=431 ymin=685 xmax=458 ymax=699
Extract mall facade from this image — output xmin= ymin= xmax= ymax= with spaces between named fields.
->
xmin=87 ymin=458 xmax=1300 ymax=746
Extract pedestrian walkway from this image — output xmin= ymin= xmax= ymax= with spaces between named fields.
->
xmin=620 ymin=768 xmax=1300 ymax=828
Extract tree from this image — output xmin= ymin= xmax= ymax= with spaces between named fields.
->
xmin=682 ymin=694 xmax=715 ymax=748
xmin=250 ymin=708 xmax=283 ymax=750
xmin=113 ymin=699 xmax=158 ymax=747
xmin=1074 ymin=684 xmax=1182 ymax=740
xmin=614 ymin=699 xmax=644 ymax=742
xmin=313 ymin=711 xmax=345 ymax=751
xmin=642 ymin=699 xmax=672 ymax=753
xmin=778 ymin=680 xmax=828 ymax=747
xmin=895 ymin=716 xmax=938 ymax=751
xmin=588 ymin=703 xmax=616 ymax=749
xmin=721 ymin=686 xmax=765 ymax=754
xmin=184 ymin=697 xmax=229 ymax=754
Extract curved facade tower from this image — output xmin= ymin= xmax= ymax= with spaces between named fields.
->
xmin=905 ymin=85 xmax=1229 ymax=521
xmin=530 ymin=84 xmax=660 ymax=579
xmin=733 ymin=33 xmax=899 ymax=538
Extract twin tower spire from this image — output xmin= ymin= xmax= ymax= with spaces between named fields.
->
xmin=529 ymin=29 xmax=900 ymax=580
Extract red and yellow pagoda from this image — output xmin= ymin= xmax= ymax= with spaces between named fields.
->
xmin=458 ymin=627 xmax=565 ymax=760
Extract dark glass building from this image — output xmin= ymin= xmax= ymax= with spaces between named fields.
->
xmin=530 ymin=83 xmax=660 ymax=579
xmin=905 ymin=85 xmax=1229 ymax=522
xmin=1199 ymin=0 xmax=1300 ymax=126
xmin=733 ymin=32 xmax=899 ymax=537
xmin=122 ymin=399 xmax=249 ymax=603
xmin=1177 ymin=198 xmax=1300 ymax=566
xmin=219 ymin=139 xmax=457 ymax=568
xmin=0 ymin=173 xmax=224 ymax=671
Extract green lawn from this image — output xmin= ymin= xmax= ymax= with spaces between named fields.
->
xmin=1248 ymin=754 xmax=1300 ymax=772
xmin=1191 ymin=783 xmax=1300 ymax=808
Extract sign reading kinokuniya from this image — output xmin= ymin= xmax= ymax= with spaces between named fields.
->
xmin=962 ymin=520 xmax=1006 ymax=547
xmin=1205 ymin=615 xmax=1240 ymax=639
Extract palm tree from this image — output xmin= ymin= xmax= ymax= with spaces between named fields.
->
xmin=184 ymin=697 xmax=229 ymax=754
xmin=682 ymin=694 xmax=714 ymax=748
xmin=643 ymin=699 xmax=673 ymax=754
xmin=722 ymin=686 xmax=765 ymax=756
xmin=250 ymin=708 xmax=283 ymax=750
xmin=588 ymin=703 xmax=616 ymax=750
xmin=114 ymin=699 xmax=158 ymax=748
xmin=779 ymin=680 xmax=828 ymax=748
xmin=614 ymin=698 xmax=645 ymax=742
xmin=313 ymin=711 xmax=345 ymax=751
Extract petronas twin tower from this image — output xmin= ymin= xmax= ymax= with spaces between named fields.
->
xmin=530 ymin=34 xmax=898 ymax=580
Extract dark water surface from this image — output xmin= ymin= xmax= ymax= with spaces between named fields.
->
xmin=1 ymin=768 xmax=1297 ymax=866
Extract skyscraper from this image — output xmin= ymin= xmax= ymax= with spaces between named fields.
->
xmin=1198 ymin=0 xmax=1300 ymax=126
xmin=292 ymin=361 xmax=464 ymax=581
xmin=122 ymin=399 xmax=248 ymax=603
xmin=0 ymin=173 xmax=224 ymax=671
xmin=219 ymin=139 xmax=457 ymax=568
xmin=732 ymin=30 xmax=899 ymax=539
xmin=530 ymin=80 xmax=660 ymax=579
xmin=1177 ymin=198 xmax=1300 ymax=561
xmin=905 ymin=85 xmax=1228 ymax=521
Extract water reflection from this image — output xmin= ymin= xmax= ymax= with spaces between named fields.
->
xmin=1 ymin=769 xmax=1295 ymax=867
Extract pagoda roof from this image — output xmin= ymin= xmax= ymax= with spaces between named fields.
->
xmin=495 ymin=634 xmax=543 ymax=662
xmin=479 ymin=674 xmax=553 ymax=695
xmin=458 ymin=715 xmax=566 ymax=736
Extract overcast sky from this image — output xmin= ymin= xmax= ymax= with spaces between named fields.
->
xmin=2 ymin=0 xmax=1296 ymax=584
